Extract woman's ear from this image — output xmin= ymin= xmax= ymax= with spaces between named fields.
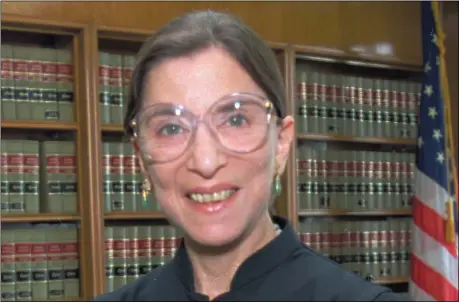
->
xmin=275 ymin=116 xmax=294 ymax=174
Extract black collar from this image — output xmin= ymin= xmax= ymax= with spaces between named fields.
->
xmin=171 ymin=216 xmax=302 ymax=295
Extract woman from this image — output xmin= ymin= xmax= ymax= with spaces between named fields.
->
xmin=95 ymin=10 xmax=407 ymax=301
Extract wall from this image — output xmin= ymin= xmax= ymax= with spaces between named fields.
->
xmin=2 ymin=1 xmax=422 ymax=66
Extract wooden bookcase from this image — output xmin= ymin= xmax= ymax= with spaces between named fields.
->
xmin=1 ymin=13 xmax=424 ymax=300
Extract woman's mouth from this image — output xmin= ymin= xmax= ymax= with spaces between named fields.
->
xmin=187 ymin=189 xmax=238 ymax=203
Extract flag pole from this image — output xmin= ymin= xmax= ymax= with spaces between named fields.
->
xmin=431 ymin=1 xmax=458 ymax=243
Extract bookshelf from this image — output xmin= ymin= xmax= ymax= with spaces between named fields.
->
xmin=0 ymin=13 xmax=424 ymax=299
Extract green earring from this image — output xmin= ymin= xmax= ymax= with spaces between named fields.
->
xmin=141 ymin=179 xmax=150 ymax=209
xmin=274 ymin=174 xmax=282 ymax=197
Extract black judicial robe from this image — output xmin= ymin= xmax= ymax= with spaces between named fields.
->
xmin=94 ymin=216 xmax=408 ymax=301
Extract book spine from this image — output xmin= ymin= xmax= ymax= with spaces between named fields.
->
xmin=8 ymin=140 xmax=25 ymax=212
xmin=110 ymin=142 xmax=124 ymax=211
xmin=137 ymin=226 xmax=151 ymax=277
xmin=1 ymin=140 xmax=9 ymax=212
xmin=112 ymin=227 xmax=128 ymax=290
xmin=1 ymin=229 xmax=16 ymax=301
xmin=15 ymin=228 xmax=33 ymax=300
xmin=123 ymin=143 xmax=135 ymax=212
xmin=31 ymin=227 xmax=48 ymax=300
xmin=150 ymin=226 xmax=162 ymax=269
xmin=99 ymin=51 xmax=112 ymax=125
xmin=109 ymin=54 xmax=124 ymax=125
xmin=42 ymin=141 xmax=63 ymax=213
xmin=126 ymin=226 xmax=139 ymax=285
xmin=104 ymin=227 xmax=114 ymax=292
xmin=23 ymin=140 xmax=40 ymax=213
xmin=61 ymin=142 xmax=77 ymax=213
xmin=122 ymin=54 xmax=135 ymax=112
xmin=62 ymin=226 xmax=80 ymax=298
xmin=42 ymin=47 xmax=59 ymax=121
xmin=56 ymin=47 xmax=75 ymax=122
xmin=28 ymin=45 xmax=44 ymax=121
xmin=12 ymin=45 xmax=31 ymax=120
xmin=47 ymin=225 xmax=65 ymax=300
xmin=102 ymin=142 xmax=112 ymax=212
xmin=1 ymin=43 xmax=16 ymax=120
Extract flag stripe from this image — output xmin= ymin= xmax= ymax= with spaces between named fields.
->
xmin=411 ymin=223 xmax=458 ymax=286
xmin=415 ymin=168 xmax=451 ymax=217
xmin=409 ymin=279 xmax=436 ymax=301
xmin=411 ymin=253 xmax=458 ymax=301
xmin=412 ymin=195 xmax=458 ymax=256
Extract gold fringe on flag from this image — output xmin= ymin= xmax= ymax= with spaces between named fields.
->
xmin=431 ymin=1 xmax=458 ymax=244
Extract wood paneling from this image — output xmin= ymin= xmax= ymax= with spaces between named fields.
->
xmin=2 ymin=1 xmax=422 ymax=66
xmin=341 ymin=2 xmax=422 ymax=66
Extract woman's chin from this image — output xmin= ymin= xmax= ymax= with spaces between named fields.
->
xmin=185 ymin=226 xmax=244 ymax=249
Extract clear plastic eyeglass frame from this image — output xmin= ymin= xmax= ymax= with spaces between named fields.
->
xmin=129 ymin=92 xmax=278 ymax=164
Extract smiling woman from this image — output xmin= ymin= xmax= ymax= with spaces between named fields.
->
xmin=94 ymin=10 xmax=408 ymax=302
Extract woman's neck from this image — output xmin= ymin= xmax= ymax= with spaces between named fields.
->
xmin=185 ymin=214 xmax=278 ymax=300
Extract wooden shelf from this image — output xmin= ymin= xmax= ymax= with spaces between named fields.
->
xmin=373 ymin=276 xmax=409 ymax=285
xmin=1 ymin=120 xmax=78 ymax=131
xmin=101 ymin=124 xmax=124 ymax=133
xmin=297 ymin=132 xmax=416 ymax=146
xmin=104 ymin=211 xmax=166 ymax=220
xmin=1 ymin=213 xmax=81 ymax=223
xmin=298 ymin=209 xmax=412 ymax=217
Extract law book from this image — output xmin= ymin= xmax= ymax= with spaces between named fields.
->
xmin=28 ymin=45 xmax=45 ymax=121
xmin=104 ymin=226 xmax=114 ymax=292
xmin=123 ymin=143 xmax=136 ymax=212
xmin=12 ymin=45 xmax=31 ymax=121
xmin=14 ymin=228 xmax=33 ymax=301
xmin=23 ymin=140 xmax=40 ymax=213
xmin=122 ymin=54 xmax=135 ymax=109
xmin=7 ymin=140 xmax=25 ymax=213
xmin=60 ymin=141 xmax=78 ymax=213
xmin=46 ymin=225 xmax=65 ymax=300
xmin=102 ymin=142 xmax=112 ymax=212
xmin=1 ymin=43 xmax=16 ymax=120
xmin=110 ymin=142 xmax=124 ymax=212
xmin=126 ymin=226 xmax=139 ymax=285
xmin=112 ymin=227 xmax=128 ymax=290
xmin=99 ymin=51 xmax=112 ymax=125
xmin=30 ymin=226 xmax=48 ymax=301
xmin=61 ymin=225 xmax=80 ymax=298
xmin=109 ymin=53 xmax=124 ymax=125
xmin=56 ymin=47 xmax=75 ymax=122
xmin=41 ymin=47 xmax=60 ymax=121
xmin=1 ymin=229 xmax=16 ymax=301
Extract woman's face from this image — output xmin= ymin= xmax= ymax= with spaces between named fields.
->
xmin=136 ymin=46 xmax=293 ymax=247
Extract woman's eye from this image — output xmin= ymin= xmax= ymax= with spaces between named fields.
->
xmin=158 ymin=124 xmax=184 ymax=136
xmin=227 ymin=114 xmax=248 ymax=127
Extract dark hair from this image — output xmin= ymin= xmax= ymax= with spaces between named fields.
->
xmin=124 ymin=10 xmax=286 ymax=136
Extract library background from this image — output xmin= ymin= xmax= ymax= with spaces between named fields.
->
xmin=0 ymin=1 xmax=458 ymax=301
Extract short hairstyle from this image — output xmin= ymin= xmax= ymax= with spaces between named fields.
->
xmin=124 ymin=10 xmax=286 ymax=136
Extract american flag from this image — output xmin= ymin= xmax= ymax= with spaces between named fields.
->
xmin=409 ymin=1 xmax=458 ymax=301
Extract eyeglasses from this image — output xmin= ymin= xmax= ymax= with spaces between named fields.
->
xmin=130 ymin=92 xmax=277 ymax=163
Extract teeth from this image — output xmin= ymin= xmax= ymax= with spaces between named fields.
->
xmin=189 ymin=189 xmax=236 ymax=203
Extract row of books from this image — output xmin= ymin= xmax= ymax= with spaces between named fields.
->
xmin=0 ymin=223 xmax=80 ymax=301
xmin=296 ymin=147 xmax=416 ymax=179
xmin=99 ymin=51 xmax=136 ymax=125
xmin=299 ymin=217 xmax=411 ymax=280
xmin=1 ymin=139 xmax=77 ymax=214
xmin=295 ymin=69 xmax=422 ymax=110
xmin=104 ymin=224 xmax=182 ymax=292
xmin=295 ymin=70 xmax=421 ymax=139
xmin=1 ymin=43 xmax=74 ymax=122
xmin=296 ymin=147 xmax=416 ymax=210
xmin=102 ymin=141 xmax=162 ymax=213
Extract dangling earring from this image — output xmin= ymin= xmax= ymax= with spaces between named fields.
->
xmin=274 ymin=174 xmax=282 ymax=197
xmin=141 ymin=179 xmax=151 ymax=209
